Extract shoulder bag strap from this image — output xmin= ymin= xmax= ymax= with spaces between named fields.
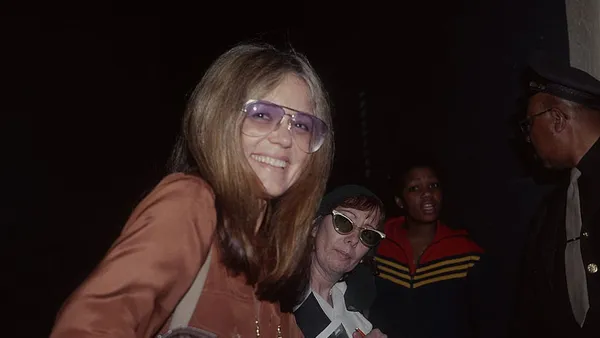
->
xmin=168 ymin=248 xmax=213 ymax=329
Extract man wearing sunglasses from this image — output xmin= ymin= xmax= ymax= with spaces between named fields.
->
xmin=514 ymin=53 xmax=600 ymax=338
xmin=294 ymin=185 xmax=388 ymax=338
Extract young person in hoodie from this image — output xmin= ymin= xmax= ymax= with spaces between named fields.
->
xmin=368 ymin=158 xmax=494 ymax=338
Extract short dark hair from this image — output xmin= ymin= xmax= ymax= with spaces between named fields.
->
xmin=389 ymin=154 xmax=445 ymax=197
xmin=337 ymin=195 xmax=386 ymax=229
xmin=313 ymin=193 xmax=386 ymax=231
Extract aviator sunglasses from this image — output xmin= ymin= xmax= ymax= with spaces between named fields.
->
xmin=331 ymin=210 xmax=386 ymax=247
xmin=242 ymin=99 xmax=329 ymax=154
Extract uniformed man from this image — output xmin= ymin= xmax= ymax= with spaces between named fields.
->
xmin=514 ymin=53 xmax=600 ymax=337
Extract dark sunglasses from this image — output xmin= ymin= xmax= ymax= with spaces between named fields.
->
xmin=519 ymin=107 xmax=552 ymax=135
xmin=331 ymin=210 xmax=386 ymax=247
xmin=242 ymin=99 xmax=329 ymax=154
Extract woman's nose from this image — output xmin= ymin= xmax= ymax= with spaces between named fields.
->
xmin=267 ymin=115 xmax=293 ymax=148
xmin=344 ymin=230 xmax=360 ymax=246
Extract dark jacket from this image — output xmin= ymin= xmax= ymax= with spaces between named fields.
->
xmin=369 ymin=217 xmax=492 ymax=338
xmin=514 ymin=138 xmax=600 ymax=338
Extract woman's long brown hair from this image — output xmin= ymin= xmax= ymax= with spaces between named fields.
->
xmin=169 ymin=43 xmax=334 ymax=311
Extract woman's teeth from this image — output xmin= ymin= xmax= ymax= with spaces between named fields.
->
xmin=251 ymin=155 xmax=287 ymax=168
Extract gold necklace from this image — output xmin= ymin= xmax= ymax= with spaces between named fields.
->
xmin=254 ymin=317 xmax=282 ymax=337
xmin=254 ymin=299 xmax=282 ymax=337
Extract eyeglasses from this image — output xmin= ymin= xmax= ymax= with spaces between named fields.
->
xmin=331 ymin=210 xmax=386 ymax=247
xmin=519 ymin=108 xmax=552 ymax=135
xmin=242 ymin=99 xmax=329 ymax=154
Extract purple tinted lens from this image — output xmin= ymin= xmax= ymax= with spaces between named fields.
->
xmin=295 ymin=112 xmax=328 ymax=153
xmin=243 ymin=100 xmax=328 ymax=153
xmin=245 ymin=101 xmax=284 ymax=123
xmin=292 ymin=112 xmax=316 ymax=133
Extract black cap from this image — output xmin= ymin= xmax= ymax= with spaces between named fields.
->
xmin=527 ymin=52 xmax=600 ymax=110
xmin=316 ymin=184 xmax=381 ymax=217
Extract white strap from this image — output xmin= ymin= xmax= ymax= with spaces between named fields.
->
xmin=168 ymin=248 xmax=213 ymax=329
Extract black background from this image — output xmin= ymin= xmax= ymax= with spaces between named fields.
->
xmin=3 ymin=2 xmax=570 ymax=336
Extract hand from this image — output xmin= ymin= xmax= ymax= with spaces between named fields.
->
xmin=352 ymin=328 xmax=387 ymax=338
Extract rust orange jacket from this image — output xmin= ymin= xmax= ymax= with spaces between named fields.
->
xmin=50 ymin=173 xmax=302 ymax=338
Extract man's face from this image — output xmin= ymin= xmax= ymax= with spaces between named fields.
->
xmin=525 ymin=93 xmax=568 ymax=168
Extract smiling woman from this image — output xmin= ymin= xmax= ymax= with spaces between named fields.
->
xmin=48 ymin=42 xmax=334 ymax=338
xmin=241 ymin=75 xmax=329 ymax=198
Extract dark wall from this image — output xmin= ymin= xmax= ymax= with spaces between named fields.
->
xmin=2 ymin=16 xmax=374 ymax=336
xmin=358 ymin=1 xmax=569 ymax=334
xmin=444 ymin=0 xmax=569 ymax=331
xmin=3 ymin=2 xmax=570 ymax=336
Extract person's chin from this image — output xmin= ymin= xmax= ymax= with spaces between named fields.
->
xmin=253 ymin=170 xmax=289 ymax=198
xmin=542 ymin=160 xmax=561 ymax=170
xmin=260 ymin=181 xmax=288 ymax=199
xmin=533 ymin=152 xmax=555 ymax=169
xmin=410 ymin=215 xmax=438 ymax=225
